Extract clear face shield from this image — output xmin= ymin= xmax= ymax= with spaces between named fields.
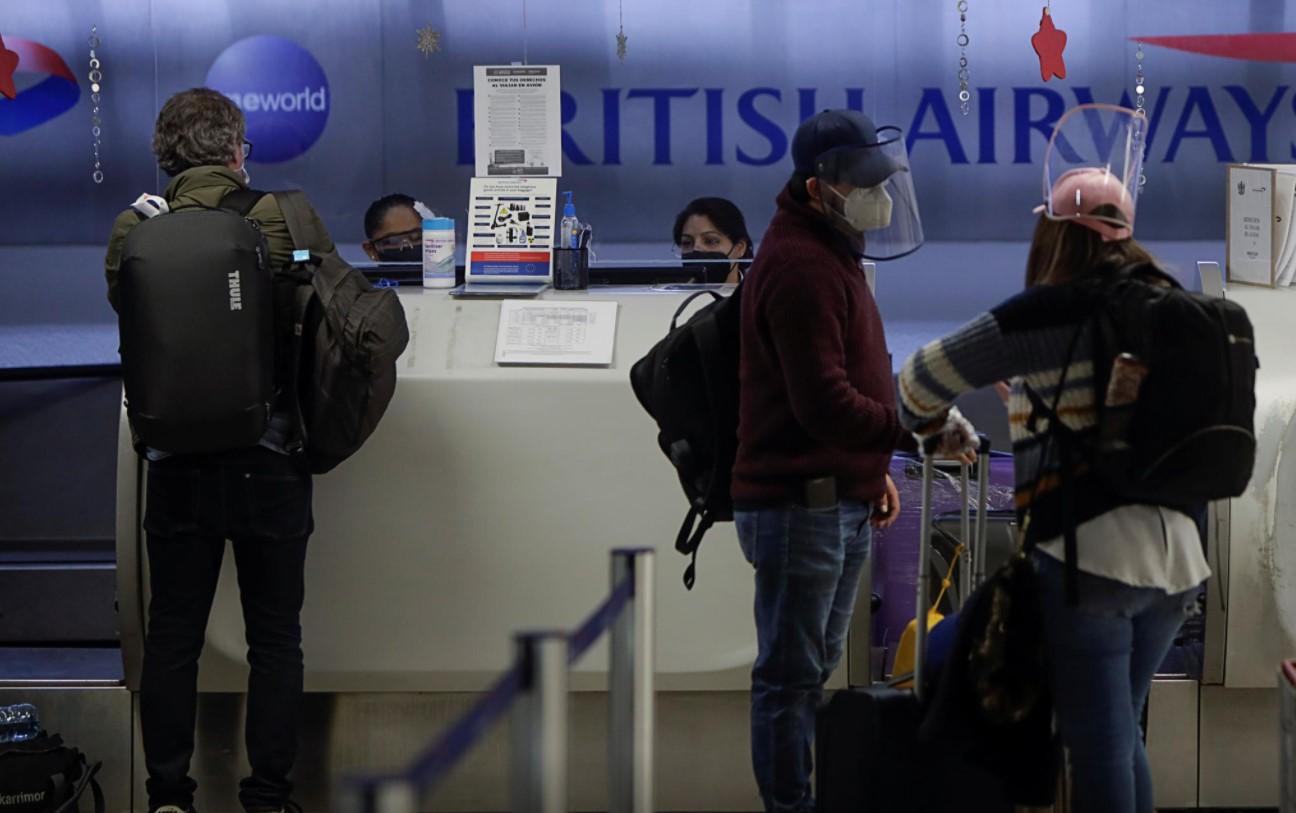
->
xmin=814 ymin=126 xmax=924 ymax=260
xmin=1038 ymin=103 xmax=1147 ymax=241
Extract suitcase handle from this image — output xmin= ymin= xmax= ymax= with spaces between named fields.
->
xmin=914 ymin=434 xmax=992 ymax=701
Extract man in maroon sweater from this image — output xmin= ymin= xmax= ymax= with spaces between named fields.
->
xmin=732 ymin=109 xmax=923 ymax=813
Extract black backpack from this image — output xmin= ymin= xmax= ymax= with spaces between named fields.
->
xmin=1031 ymin=264 xmax=1258 ymax=506
xmin=1086 ymin=265 xmax=1257 ymax=504
xmin=0 ymin=734 xmax=104 ymax=813
xmin=630 ymin=286 xmax=742 ymax=589
xmin=117 ymin=194 xmax=276 ymax=454
xmin=273 ymin=190 xmax=411 ymax=474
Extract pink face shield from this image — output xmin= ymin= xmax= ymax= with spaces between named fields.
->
xmin=1034 ymin=103 xmax=1147 ymax=241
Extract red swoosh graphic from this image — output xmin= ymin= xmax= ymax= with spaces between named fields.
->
xmin=1133 ymin=33 xmax=1296 ymax=63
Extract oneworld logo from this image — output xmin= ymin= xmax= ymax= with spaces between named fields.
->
xmin=205 ymin=35 xmax=329 ymax=163
xmin=0 ymin=35 xmax=80 ymax=136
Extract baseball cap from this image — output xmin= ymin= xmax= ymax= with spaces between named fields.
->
xmin=792 ymin=109 xmax=899 ymax=188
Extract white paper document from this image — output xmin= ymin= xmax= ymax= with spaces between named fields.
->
xmin=1228 ymin=166 xmax=1275 ymax=286
xmin=474 ymin=65 xmax=562 ymax=178
xmin=494 ymin=300 xmax=619 ymax=366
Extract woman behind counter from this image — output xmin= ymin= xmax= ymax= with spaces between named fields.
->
xmin=673 ymin=197 xmax=754 ymax=284
xmin=362 ymin=193 xmax=433 ymax=262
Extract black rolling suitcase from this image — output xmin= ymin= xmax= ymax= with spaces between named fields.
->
xmin=816 ymin=438 xmax=1013 ymax=812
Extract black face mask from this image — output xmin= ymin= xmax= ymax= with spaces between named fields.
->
xmin=681 ymin=250 xmax=734 ymax=283
xmin=375 ymin=245 xmax=421 ymax=263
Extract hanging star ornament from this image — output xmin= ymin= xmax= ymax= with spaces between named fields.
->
xmin=1031 ymin=7 xmax=1068 ymax=81
xmin=616 ymin=28 xmax=627 ymax=61
xmin=0 ymin=34 xmax=20 ymax=101
xmin=416 ymin=24 xmax=442 ymax=57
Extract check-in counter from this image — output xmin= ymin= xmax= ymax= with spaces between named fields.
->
xmin=117 ymin=287 xmax=761 ymax=693
xmin=1209 ymin=283 xmax=1296 ymax=689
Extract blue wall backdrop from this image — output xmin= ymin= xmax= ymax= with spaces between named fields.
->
xmin=2 ymin=0 xmax=1295 ymax=249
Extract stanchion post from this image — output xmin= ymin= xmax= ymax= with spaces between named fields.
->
xmin=510 ymin=631 xmax=569 ymax=813
xmin=375 ymin=780 xmax=417 ymax=813
xmin=609 ymin=548 xmax=655 ymax=813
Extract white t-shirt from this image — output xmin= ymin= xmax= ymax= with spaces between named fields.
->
xmin=1036 ymin=504 xmax=1211 ymax=595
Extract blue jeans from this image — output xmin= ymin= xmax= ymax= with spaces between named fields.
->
xmin=735 ymin=500 xmax=873 ymax=813
xmin=1032 ymin=552 xmax=1198 ymax=813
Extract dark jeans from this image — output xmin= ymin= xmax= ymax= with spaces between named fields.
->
xmin=734 ymin=500 xmax=873 ymax=813
xmin=140 ymin=448 xmax=313 ymax=813
xmin=1033 ymin=552 xmax=1198 ymax=813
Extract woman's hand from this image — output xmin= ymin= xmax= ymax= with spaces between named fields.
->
xmin=994 ymin=380 xmax=1012 ymax=406
xmin=872 ymin=474 xmax=901 ymax=528
xmin=914 ymin=406 xmax=979 ymax=465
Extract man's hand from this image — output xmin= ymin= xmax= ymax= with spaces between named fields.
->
xmin=872 ymin=473 xmax=901 ymax=528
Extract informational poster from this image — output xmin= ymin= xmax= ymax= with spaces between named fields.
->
xmin=1227 ymin=165 xmax=1275 ymax=287
xmin=473 ymin=65 xmax=562 ymax=178
xmin=467 ymin=176 xmax=557 ymax=279
xmin=494 ymin=300 xmax=619 ymax=366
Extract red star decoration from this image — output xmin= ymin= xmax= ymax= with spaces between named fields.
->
xmin=1031 ymin=7 xmax=1068 ymax=82
xmin=0 ymin=34 xmax=19 ymax=100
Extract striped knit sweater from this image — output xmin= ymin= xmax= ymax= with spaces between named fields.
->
xmin=897 ymin=280 xmax=1133 ymax=542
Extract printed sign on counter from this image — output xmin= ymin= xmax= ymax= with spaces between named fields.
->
xmin=467 ymin=176 xmax=557 ymax=280
xmin=473 ymin=65 xmax=562 ymax=178
xmin=494 ymin=300 xmax=619 ymax=366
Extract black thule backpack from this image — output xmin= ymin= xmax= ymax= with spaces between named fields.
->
xmin=273 ymin=190 xmax=410 ymax=474
xmin=630 ymin=286 xmax=742 ymax=589
xmin=117 ymin=193 xmax=275 ymax=454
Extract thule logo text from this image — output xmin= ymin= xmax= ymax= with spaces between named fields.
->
xmin=228 ymin=270 xmax=243 ymax=311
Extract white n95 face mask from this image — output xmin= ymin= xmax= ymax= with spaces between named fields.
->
xmin=827 ymin=183 xmax=894 ymax=233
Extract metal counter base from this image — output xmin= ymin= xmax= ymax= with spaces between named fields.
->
xmin=1147 ymin=680 xmax=1279 ymax=809
xmin=136 ymin=683 xmax=1276 ymax=812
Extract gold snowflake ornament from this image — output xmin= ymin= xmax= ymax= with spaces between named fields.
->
xmin=416 ymin=24 xmax=442 ymax=57
xmin=616 ymin=28 xmax=628 ymax=61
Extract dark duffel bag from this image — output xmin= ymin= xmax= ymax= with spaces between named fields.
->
xmin=0 ymin=734 xmax=104 ymax=813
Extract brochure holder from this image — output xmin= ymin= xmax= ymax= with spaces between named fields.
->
xmin=1226 ymin=163 xmax=1296 ymax=288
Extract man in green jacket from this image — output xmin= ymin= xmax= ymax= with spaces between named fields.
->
xmin=106 ymin=87 xmax=327 ymax=813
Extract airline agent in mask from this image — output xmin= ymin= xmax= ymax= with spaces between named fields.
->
xmin=731 ymin=109 xmax=925 ymax=813
xmin=672 ymin=196 xmax=754 ymax=283
xmin=361 ymin=193 xmax=435 ymax=262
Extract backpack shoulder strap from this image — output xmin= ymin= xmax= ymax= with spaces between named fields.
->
xmin=51 ymin=759 xmax=104 ymax=813
xmin=272 ymin=189 xmax=333 ymax=255
xmin=218 ymin=187 xmax=267 ymax=217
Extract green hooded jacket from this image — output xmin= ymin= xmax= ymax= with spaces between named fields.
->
xmin=103 ymin=165 xmax=333 ymax=311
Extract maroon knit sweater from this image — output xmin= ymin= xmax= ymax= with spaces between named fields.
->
xmin=731 ymin=187 xmax=907 ymax=505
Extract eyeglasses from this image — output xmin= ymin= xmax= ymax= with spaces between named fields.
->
xmin=241 ymin=140 xmax=253 ymax=159
xmin=674 ymin=232 xmax=732 ymax=255
xmin=371 ymin=228 xmax=422 ymax=251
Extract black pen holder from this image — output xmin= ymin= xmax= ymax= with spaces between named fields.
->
xmin=553 ymin=247 xmax=589 ymax=290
